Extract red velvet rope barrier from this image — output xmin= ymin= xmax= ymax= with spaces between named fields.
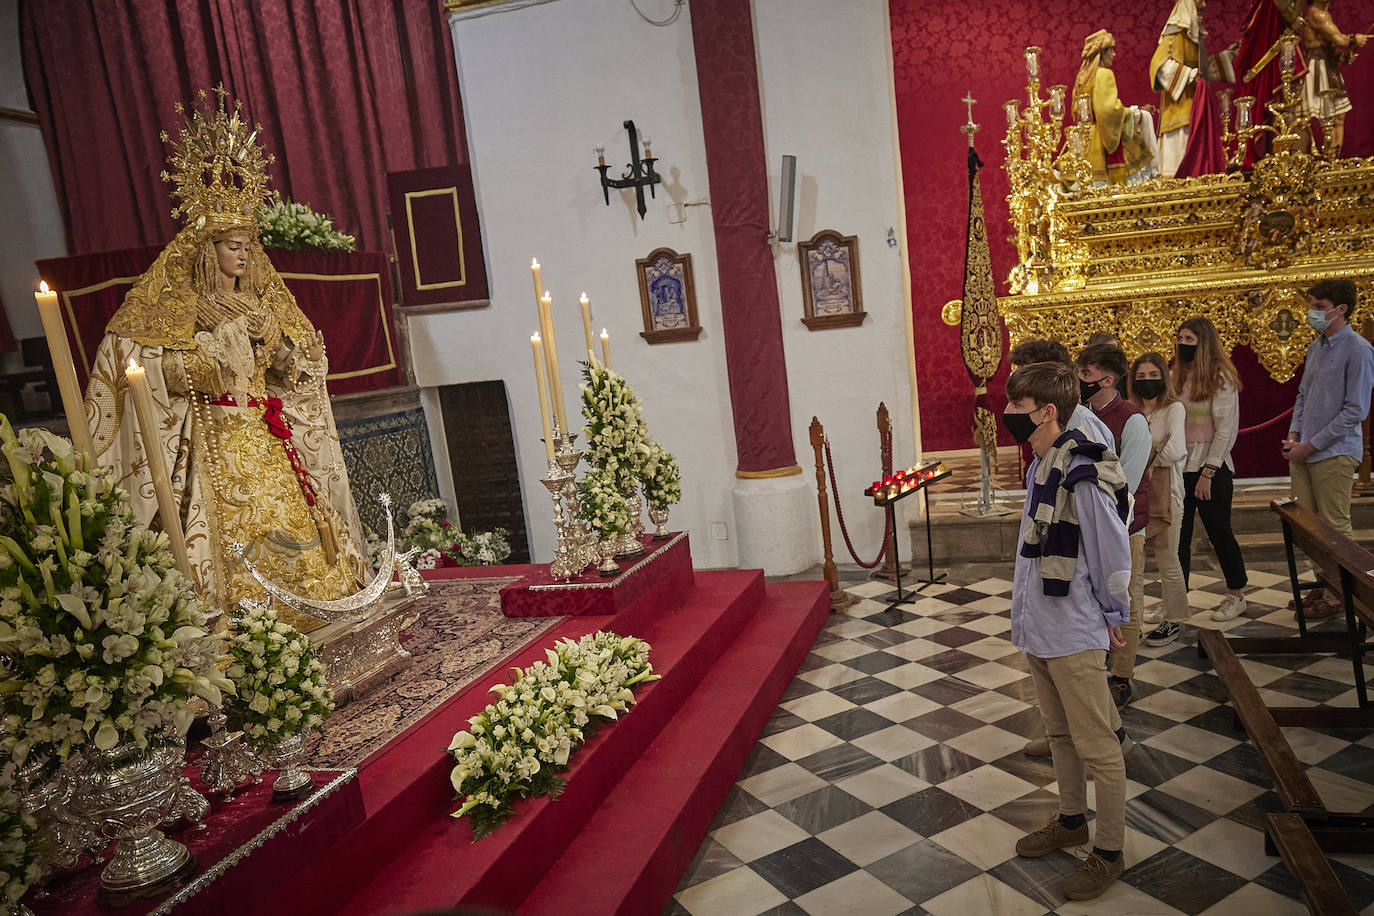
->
xmin=823 ymin=439 xmax=889 ymax=569
xmin=1238 ymin=406 xmax=1294 ymax=435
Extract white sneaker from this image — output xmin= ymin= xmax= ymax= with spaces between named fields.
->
xmin=1143 ymin=605 xmax=1164 ymax=625
xmin=1212 ymin=594 xmax=1246 ymax=621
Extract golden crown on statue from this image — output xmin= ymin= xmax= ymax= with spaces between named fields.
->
xmin=159 ymin=84 xmax=276 ymax=234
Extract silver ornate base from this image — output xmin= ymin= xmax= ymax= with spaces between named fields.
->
xmin=311 ymin=591 xmax=421 ymax=706
xmin=268 ymin=732 xmax=315 ymax=803
xmin=96 ymin=831 xmax=197 ymax=908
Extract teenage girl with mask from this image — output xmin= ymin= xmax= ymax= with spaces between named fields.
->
xmin=1129 ymin=353 xmax=1190 ymax=645
xmin=1173 ymin=318 xmax=1248 ymax=619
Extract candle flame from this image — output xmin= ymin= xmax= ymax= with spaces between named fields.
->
xmin=541 ymin=292 xmax=552 ymax=303
xmin=126 ymin=357 xmax=142 ymax=371
xmin=531 ymin=258 xmax=539 ymax=269
xmin=600 ymin=328 xmax=609 ymax=337
xmin=531 ymin=332 xmax=541 ymax=342
xmin=580 ymin=292 xmax=589 ymax=301
xmin=39 ymin=281 xmax=50 ymax=294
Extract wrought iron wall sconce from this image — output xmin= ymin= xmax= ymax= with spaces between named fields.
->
xmin=595 ymin=120 xmax=660 ymax=220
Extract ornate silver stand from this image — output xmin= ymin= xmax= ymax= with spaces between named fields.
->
xmin=541 ymin=422 xmax=596 ymax=580
xmin=648 ymin=505 xmax=671 ymax=539
xmin=199 ymin=709 xmax=263 ymax=796
xmin=64 ymin=744 xmax=199 ymax=907
xmin=614 ymin=489 xmax=646 ymax=558
xmin=267 ymin=732 xmax=314 ymax=803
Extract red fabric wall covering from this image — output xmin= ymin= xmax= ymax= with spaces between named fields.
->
xmin=890 ymin=0 xmax=1374 ymax=472
xmin=689 ymin=0 xmax=798 ymax=473
xmin=20 ymin=0 xmax=465 ymax=257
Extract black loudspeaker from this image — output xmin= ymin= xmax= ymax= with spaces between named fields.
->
xmin=777 ymin=154 xmax=798 ymax=242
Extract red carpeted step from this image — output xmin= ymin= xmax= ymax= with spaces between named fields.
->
xmin=518 ymin=580 xmax=829 ymax=916
xmin=315 ymin=568 xmax=769 ymax=916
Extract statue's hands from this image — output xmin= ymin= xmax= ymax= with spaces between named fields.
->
xmin=299 ymin=329 xmax=326 ymax=363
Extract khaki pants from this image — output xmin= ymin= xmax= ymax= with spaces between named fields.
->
xmin=1027 ymin=649 xmax=1126 ymax=852
xmin=1290 ymin=454 xmax=1360 ymax=539
xmin=1111 ymin=534 xmax=1146 ymax=679
xmin=1146 ymin=499 xmax=1190 ymax=622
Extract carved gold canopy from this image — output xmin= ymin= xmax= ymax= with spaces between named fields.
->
xmin=998 ymin=148 xmax=1374 ymax=383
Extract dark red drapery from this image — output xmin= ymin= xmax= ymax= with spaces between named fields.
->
xmin=890 ymin=0 xmax=1374 ymax=476
xmin=20 ymin=0 xmax=466 ymax=257
xmin=689 ymin=0 xmax=797 ymax=474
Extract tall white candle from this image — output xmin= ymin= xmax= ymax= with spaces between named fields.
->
xmin=600 ymin=328 xmax=612 ymax=370
xmin=580 ymin=293 xmax=596 ymax=363
xmin=530 ymin=333 xmax=556 ymax=464
xmin=541 ymin=292 xmax=567 ymax=431
xmin=34 ymin=282 xmax=94 ymax=461
xmin=125 ymin=358 xmax=193 ymax=580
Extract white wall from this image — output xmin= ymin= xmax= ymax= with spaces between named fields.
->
xmin=0 ymin=0 xmax=68 ymax=356
xmin=430 ymin=0 xmax=914 ymax=568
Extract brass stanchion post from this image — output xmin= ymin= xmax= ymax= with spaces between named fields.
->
xmin=871 ymin=402 xmax=910 ymax=582
xmin=810 ymin=417 xmax=857 ymax=612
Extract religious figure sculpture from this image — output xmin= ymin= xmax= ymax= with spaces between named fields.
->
xmin=1074 ymin=30 xmax=1156 ymax=185
xmin=84 ymin=88 xmax=368 ymax=631
xmin=1297 ymin=0 xmax=1370 ymax=154
xmin=1151 ymin=0 xmax=1207 ymax=177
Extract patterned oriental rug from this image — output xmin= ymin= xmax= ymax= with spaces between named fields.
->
xmin=302 ymin=577 xmax=563 ymax=768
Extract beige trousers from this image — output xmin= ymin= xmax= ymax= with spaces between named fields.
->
xmin=1111 ymin=534 xmax=1146 ymax=679
xmin=1027 ymin=649 xmax=1126 ymax=851
xmin=1290 ymin=454 xmax=1360 ymax=539
xmin=1145 ymin=499 xmax=1190 ymax=622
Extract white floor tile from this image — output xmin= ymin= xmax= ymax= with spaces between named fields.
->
xmin=759 ymin=723 xmax=844 ymax=761
xmin=676 ymin=865 xmax=789 ymax=916
xmin=921 ymin=874 xmax=1045 ymax=916
xmin=795 ymin=867 xmax=915 ymax=916
xmin=781 ymin=690 xmax=858 ymax=722
xmin=938 ymin=764 xmax=1037 ymax=811
xmin=1141 ymin=723 xmax=1238 ymax=763
xmin=851 ymin=724 xmax=937 ymax=761
xmin=834 ymin=763 xmax=929 ymax=808
xmin=1156 ymin=766 xmax=1266 ymax=815
xmin=817 ymin=810 xmax=922 ymax=867
xmin=956 ymin=660 xmax=1026 ymax=689
xmin=710 ymin=810 xmax=811 ymax=863
xmin=1176 ymin=816 xmax=1273 ymax=879
xmin=797 ymin=663 xmax=866 ymax=689
xmin=1282 ymin=727 xmax=1352 ymax=765
xmin=737 ymin=762 xmax=829 ymax=807
xmin=930 ymin=812 xmax=1023 ymax=869
xmin=945 ymin=724 xmax=1027 ymax=763
xmin=874 ymin=661 xmax=944 ymax=689
xmin=863 ymin=691 xmax=941 ymax=722
xmin=1197 ymin=881 xmax=1309 ymax=916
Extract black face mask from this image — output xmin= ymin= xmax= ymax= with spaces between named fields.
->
xmin=1134 ymin=378 xmax=1165 ymax=400
xmin=1002 ymin=408 xmax=1042 ymax=444
xmin=1178 ymin=343 xmax=1198 ymax=362
xmin=1079 ymin=377 xmax=1104 ymax=403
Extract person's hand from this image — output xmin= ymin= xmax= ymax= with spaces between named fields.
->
xmin=1356 ymin=34 xmax=1368 ymax=49
xmin=1285 ymin=440 xmax=1317 ymax=462
xmin=1107 ymin=625 xmax=1126 ymax=650
xmin=1194 ymin=474 xmax=1213 ymax=501
xmin=299 ymin=329 xmax=325 ymax=363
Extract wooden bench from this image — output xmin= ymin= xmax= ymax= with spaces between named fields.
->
xmin=1266 ymin=814 xmax=1359 ymax=916
xmin=1194 ymin=499 xmax=1374 ymax=913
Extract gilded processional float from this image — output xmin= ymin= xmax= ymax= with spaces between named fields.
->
xmin=984 ymin=30 xmax=1374 ymax=387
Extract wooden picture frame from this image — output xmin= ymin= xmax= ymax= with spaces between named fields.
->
xmin=636 ymin=248 xmax=703 ymax=343
xmin=799 ymin=230 xmax=866 ymax=330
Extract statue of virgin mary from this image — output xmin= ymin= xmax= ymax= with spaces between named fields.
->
xmin=83 ymin=88 xmax=368 ymax=631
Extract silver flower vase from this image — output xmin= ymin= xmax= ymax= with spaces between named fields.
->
xmin=614 ymin=490 xmax=645 ymax=558
xmin=65 ymin=744 xmax=198 ymax=907
xmin=648 ymin=504 xmax=671 ymax=539
xmin=267 ymin=731 xmax=315 ymax=803
xmin=597 ymin=537 xmax=621 ymax=577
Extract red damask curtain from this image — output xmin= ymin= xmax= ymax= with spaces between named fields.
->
xmin=20 ymin=0 xmax=466 ymax=256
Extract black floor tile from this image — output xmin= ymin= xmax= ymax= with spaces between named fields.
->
xmin=866 ymin=838 xmax=982 ymax=904
xmin=1119 ymin=846 xmax=1248 ymax=914
xmin=880 ymin=786 xmax=984 ymax=835
xmin=773 ymin=784 xmax=873 ymax=834
xmin=903 ymin=707 xmax=986 ymax=743
xmin=708 ymin=784 xmax=770 ymax=830
xmin=760 ymin=708 xmax=808 ymax=738
xmin=811 ymin=708 xmax=894 ymax=742
xmin=831 ymin=675 xmax=904 ymax=705
xmin=844 ymin=649 xmax=909 ymax=675
xmin=1124 ymin=789 xmax=1220 ymax=844
xmin=749 ymin=836 xmax=859 ymax=898
xmin=794 ymin=742 xmax=885 ymax=782
xmin=890 ymin=744 xmax=984 ymax=784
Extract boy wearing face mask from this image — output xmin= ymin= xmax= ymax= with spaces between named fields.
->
xmin=1283 ymin=280 xmax=1374 ymax=610
xmin=1002 ymin=361 xmax=1132 ymax=901
xmin=1076 ymin=344 xmax=1151 ymax=709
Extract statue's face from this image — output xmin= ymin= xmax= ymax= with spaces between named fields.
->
xmin=1101 ymin=47 xmax=1116 ymax=68
xmin=214 ymin=234 xmax=251 ymax=280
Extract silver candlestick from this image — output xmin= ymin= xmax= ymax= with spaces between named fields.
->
xmin=553 ymin=428 xmax=598 ymax=572
xmin=541 ymin=420 xmax=584 ymax=580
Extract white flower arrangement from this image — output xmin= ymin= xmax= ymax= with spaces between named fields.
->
xmin=640 ymin=441 xmax=682 ymax=511
xmin=0 ymin=419 xmax=232 ymax=766
xmin=224 ymin=601 xmax=333 ymax=749
xmin=364 ymin=498 xmax=511 ymax=569
xmin=580 ymin=363 xmax=652 ymax=493
xmin=447 ymin=631 xmax=660 ymax=839
xmin=0 ymin=765 xmax=39 ymax=909
xmin=575 ymin=466 xmax=633 ymax=539
xmin=257 ymin=198 xmax=356 ymax=253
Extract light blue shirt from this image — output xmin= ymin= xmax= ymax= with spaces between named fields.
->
xmin=1291 ymin=324 xmax=1374 ymax=463
xmin=1070 ymin=403 xmax=1113 ymax=449
xmin=1011 ymin=453 xmax=1132 ymax=659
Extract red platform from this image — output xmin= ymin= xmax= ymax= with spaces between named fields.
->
xmin=498 ymin=532 xmax=694 ymax=618
xmin=258 ymin=557 xmax=829 ymax=916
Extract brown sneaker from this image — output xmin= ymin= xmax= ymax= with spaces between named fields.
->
xmin=1063 ymin=850 xmax=1125 ymax=900
xmin=1015 ymin=817 xmax=1089 ymax=858
xmin=1023 ymin=736 xmax=1051 ymax=757
xmin=1304 ymin=596 xmax=1343 ymax=619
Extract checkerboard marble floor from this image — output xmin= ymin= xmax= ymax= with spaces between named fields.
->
xmin=666 ymin=560 xmax=1374 ymax=916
